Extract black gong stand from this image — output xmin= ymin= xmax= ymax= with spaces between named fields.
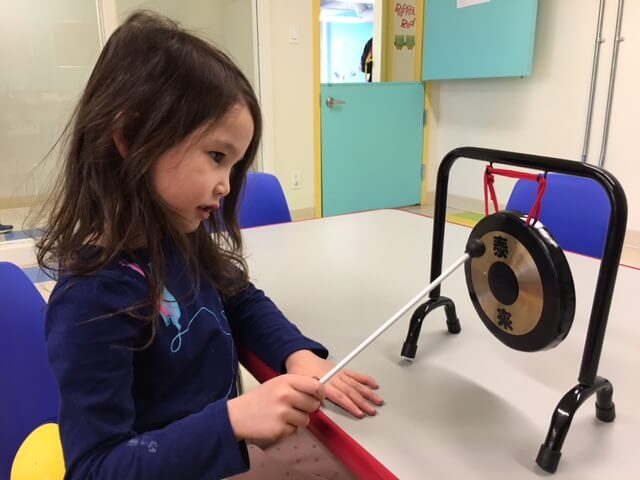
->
xmin=400 ymin=147 xmax=628 ymax=473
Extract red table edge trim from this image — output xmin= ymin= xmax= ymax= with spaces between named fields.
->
xmin=239 ymin=348 xmax=398 ymax=480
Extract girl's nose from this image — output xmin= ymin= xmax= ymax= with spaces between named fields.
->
xmin=215 ymin=175 xmax=231 ymax=197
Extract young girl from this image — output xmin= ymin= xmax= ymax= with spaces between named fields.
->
xmin=40 ymin=11 xmax=383 ymax=480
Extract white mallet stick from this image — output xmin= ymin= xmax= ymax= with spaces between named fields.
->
xmin=319 ymin=239 xmax=485 ymax=385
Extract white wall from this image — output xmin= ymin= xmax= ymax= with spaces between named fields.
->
xmin=116 ymin=0 xmax=256 ymax=88
xmin=219 ymin=0 xmax=256 ymax=90
xmin=426 ymin=0 xmax=640 ymax=235
xmin=263 ymin=0 xmax=316 ymax=213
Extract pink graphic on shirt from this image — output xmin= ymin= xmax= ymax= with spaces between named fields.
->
xmin=120 ymin=260 xmax=146 ymax=277
xmin=119 ymin=260 xmax=182 ymax=331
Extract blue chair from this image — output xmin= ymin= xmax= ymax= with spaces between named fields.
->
xmin=239 ymin=172 xmax=292 ymax=228
xmin=0 ymin=262 xmax=60 ymax=479
xmin=506 ymin=173 xmax=611 ymax=258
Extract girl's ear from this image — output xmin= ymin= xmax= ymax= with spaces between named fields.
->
xmin=113 ymin=127 xmax=129 ymax=159
xmin=112 ymin=112 xmax=133 ymax=159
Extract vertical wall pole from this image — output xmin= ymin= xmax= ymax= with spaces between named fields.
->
xmin=581 ymin=0 xmax=606 ymax=163
xmin=598 ymin=0 xmax=625 ymax=168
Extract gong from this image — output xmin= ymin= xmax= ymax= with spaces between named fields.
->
xmin=465 ymin=211 xmax=575 ymax=351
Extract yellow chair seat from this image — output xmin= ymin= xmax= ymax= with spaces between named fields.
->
xmin=10 ymin=423 xmax=65 ymax=480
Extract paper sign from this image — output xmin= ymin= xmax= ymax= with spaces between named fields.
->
xmin=457 ymin=0 xmax=490 ymax=8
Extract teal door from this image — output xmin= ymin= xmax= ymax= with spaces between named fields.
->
xmin=321 ymin=82 xmax=425 ymax=216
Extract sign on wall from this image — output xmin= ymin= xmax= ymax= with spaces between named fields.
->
xmin=388 ymin=1 xmax=422 ymax=81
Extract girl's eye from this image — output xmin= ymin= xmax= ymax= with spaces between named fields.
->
xmin=208 ymin=151 xmax=225 ymax=164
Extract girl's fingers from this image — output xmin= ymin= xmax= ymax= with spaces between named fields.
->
xmin=326 ymin=383 xmax=365 ymax=418
xmin=291 ymin=393 xmax=322 ymax=414
xmin=337 ymin=378 xmax=378 ymax=416
xmin=327 ymin=376 xmax=377 ymax=417
xmin=340 ymin=374 xmax=384 ymax=406
xmin=287 ymin=374 xmax=325 ymax=400
xmin=342 ymin=369 xmax=380 ymax=389
xmin=283 ymin=407 xmax=311 ymax=429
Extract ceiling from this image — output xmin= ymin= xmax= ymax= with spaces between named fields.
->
xmin=320 ymin=1 xmax=374 ymax=23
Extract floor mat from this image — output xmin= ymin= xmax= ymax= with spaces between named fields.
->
xmin=446 ymin=211 xmax=484 ymax=227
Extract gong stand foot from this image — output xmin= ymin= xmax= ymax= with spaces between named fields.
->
xmin=536 ymin=376 xmax=615 ymax=473
xmin=401 ymin=296 xmax=459 ymax=360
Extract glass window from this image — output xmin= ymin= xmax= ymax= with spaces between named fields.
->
xmin=0 ymin=0 xmax=101 ymax=231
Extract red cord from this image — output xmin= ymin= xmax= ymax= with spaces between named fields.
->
xmin=484 ymin=165 xmax=547 ymax=225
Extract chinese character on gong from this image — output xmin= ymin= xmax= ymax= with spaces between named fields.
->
xmin=493 ymin=235 xmax=509 ymax=259
xmin=497 ymin=308 xmax=513 ymax=331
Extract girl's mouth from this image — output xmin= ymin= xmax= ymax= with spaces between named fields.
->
xmin=197 ymin=205 xmax=218 ymax=219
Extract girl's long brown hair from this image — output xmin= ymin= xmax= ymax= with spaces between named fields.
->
xmin=37 ymin=11 xmax=262 ymax=344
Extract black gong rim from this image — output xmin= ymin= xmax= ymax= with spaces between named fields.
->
xmin=464 ymin=211 xmax=576 ymax=352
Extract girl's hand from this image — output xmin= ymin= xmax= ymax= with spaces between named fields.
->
xmin=227 ymin=374 xmax=325 ymax=446
xmin=285 ymin=350 xmax=384 ymax=418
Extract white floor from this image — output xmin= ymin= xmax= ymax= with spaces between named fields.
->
xmin=0 ymin=206 xmax=33 ymax=230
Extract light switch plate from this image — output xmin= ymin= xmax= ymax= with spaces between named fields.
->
xmin=288 ymin=23 xmax=299 ymax=44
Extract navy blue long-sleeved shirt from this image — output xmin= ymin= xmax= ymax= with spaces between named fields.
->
xmin=45 ymin=246 xmax=327 ymax=479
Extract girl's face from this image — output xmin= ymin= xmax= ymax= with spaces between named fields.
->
xmin=151 ymin=103 xmax=254 ymax=232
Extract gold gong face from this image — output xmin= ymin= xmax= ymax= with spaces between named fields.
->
xmin=470 ymin=230 xmax=544 ymax=336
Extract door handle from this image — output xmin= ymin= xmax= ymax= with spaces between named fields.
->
xmin=326 ymin=96 xmax=346 ymax=108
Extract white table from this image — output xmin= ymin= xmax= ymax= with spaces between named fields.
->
xmin=243 ymin=209 xmax=640 ymax=479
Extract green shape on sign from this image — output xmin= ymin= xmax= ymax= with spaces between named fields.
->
xmin=394 ymin=35 xmax=406 ymax=50
xmin=405 ymin=35 xmax=416 ymax=49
